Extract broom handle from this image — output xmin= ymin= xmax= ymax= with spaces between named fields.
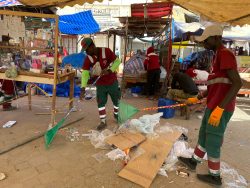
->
xmin=140 ymin=99 xmax=206 ymax=111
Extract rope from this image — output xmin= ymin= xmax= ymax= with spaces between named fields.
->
xmin=140 ymin=99 xmax=206 ymax=111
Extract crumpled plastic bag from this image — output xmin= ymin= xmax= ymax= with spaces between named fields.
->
xmin=106 ymin=148 xmax=126 ymax=161
xmin=159 ymin=140 xmax=194 ymax=175
xmin=128 ymin=113 xmax=163 ymax=134
xmin=156 ymin=122 xmax=188 ymax=136
xmin=91 ymin=61 xmax=102 ymax=76
xmin=221 ymin=162 xmax=248 ymax=188
xmin=82 ymin=129 xmax=114 ymax=149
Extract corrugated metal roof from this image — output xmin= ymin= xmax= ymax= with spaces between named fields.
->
xmin=153 ymin=0 xmax=250 ymax=26
xmin=18 ymin=0 xmax=106 ymax=8
xmin=59 ymin=10 xmax=100 ymax=34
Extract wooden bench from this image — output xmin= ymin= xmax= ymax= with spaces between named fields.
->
xmin=175 ymin=98 xmax=207 ymax=120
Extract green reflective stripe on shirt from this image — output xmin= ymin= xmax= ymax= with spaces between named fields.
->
xmin=110 ymin=58 xmax=121 ymax=72
xmin=81 ymin=70 xmax=90 ymax=88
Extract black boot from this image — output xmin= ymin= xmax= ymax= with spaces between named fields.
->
xmin=178 ymin=157 xmax=197 ymax=171
xmin=97 ymin=121 xmax=107 ymax=131
xmin=197 ymin=174 xmax=222 ymax=187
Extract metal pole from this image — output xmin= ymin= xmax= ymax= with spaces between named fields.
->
xmin=113 ymin=34 xmax=116 ymax=52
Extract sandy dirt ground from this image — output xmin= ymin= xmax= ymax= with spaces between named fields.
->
xmin=0 ymin=95 xmax=249 ymax=188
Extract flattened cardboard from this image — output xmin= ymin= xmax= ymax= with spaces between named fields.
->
xmin=105 ymin=132 xmax=146 ymax=150
xmin=118 ymin=131 xmax=181 ymax=188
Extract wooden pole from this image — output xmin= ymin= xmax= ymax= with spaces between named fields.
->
xmin=121 ymin=17 xmax=129 ymax=93
xmin=130 ymin=38 xmax=133 ymax=57
xmin=0 ymin=10 xmax=57 ymax=19
xmin=107 ymin=31 xmax=110 ymax=48
xmin=50 ymin=15 xmax=59 ymax=127
xmin=113 ymin=34 xmax=116 ymax=52
xmin=167 ymin=14 xmax=173 ymax=77
xmin=69 ymin=75 xmax=74 ymax=109
xmin=123 ymin=17 xmax=129 ymax=65
xmin=28 ymin=84 xmax=32 ymax=111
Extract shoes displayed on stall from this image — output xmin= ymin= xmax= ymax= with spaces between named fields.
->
xmin=197 ymin=174 xmax=222 ymax=187
xmin=178 ymin=157 xmax=197 ymax=171
xmin=97 ymin=122 xmax=107 ymax=131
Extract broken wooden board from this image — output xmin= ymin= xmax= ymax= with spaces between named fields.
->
xmin=105 ymin=132 xmax=146 ymax=151
xmin=118 ymin=131 xmax=182 ymax=188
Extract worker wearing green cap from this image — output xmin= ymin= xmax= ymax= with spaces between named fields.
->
xmin=80 ymin=38 xmax=121 ymax=130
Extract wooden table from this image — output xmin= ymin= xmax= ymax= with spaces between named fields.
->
xmin=0 ymin=70 xmax=75 ymax=126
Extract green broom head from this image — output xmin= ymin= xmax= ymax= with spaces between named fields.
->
xmin=118 ymin=101 xmax=139 ymax=124
xmin=44 ymin=118 xmax=65 ymax=149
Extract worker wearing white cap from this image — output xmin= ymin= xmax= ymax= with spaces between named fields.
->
xmin=178 ymin=24 xmax=242 ymax=186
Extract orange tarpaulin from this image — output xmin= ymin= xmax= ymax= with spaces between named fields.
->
xmin=18 ymin=0 xmax=108 ymax=8
xmin=153 ymin=0 xmax=250 ymax=26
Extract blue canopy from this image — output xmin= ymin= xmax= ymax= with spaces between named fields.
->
xmin=59 ymin=10 xmax=100 ymax=35
xmin=172 ymin=19 xmax=203 ymax=42
xmin=62 ymin=52 xmax=86 ymax=69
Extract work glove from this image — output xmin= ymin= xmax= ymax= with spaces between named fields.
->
xmin=80 ymin=87 xmax=86 ymax=101
xmin=186 ymin=97 xmax=199 ymax=104
xmin=208 ymin=106 xmax=224 ymax=127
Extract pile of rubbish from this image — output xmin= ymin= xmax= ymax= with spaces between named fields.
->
xmin=81 ymin=113 xmax=248 ymax=188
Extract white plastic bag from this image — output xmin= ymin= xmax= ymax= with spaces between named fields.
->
xmin=160 ymin=66 xmax=167 ymax=79
xmin=91 ymin=61 xmax=102 ymax=76
xmin=129 ymin=113 xmax=163 ymax=134
xmin=2 ymin=121 xmax=16 ymax=128
xmin=156 ymin=122 xmax=188 ymax=136
xmin=82 ymin=129 xmax=114 ymax=149
xmin=106 ymin=148 xmax=126 ymax=161
xmin=221 ymin=162 xmax=248 ymax=188
xmin=159 ymin=141 xmax=194 ymax=174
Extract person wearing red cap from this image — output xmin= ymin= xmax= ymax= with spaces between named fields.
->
xmin=80 ymin=38 xmax=121 ymax=130
xmin=144 ymin=46 xmax=161 ymax=99
xmin=178 ymin=24 xmax=242 ymax=186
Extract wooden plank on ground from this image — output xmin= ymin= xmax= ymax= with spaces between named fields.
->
xmin=105 ymin=132 xmax=146 ymax=151
xmin=118 ymin=131 xmax=182 ymax=188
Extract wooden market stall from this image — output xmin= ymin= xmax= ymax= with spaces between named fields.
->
xmin=0 ymin=10 xmax=75 ymax=127
xmin=99 ymin=2 xmax=173 ymax=92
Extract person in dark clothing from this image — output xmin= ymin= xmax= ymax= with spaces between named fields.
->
xmin=0 ymin=79 xmax=17 ymax=111
xmin=166 ymin=71 xmax=198 ymax=100
xmin=144 ymin=46 xmax=161 ymax=99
